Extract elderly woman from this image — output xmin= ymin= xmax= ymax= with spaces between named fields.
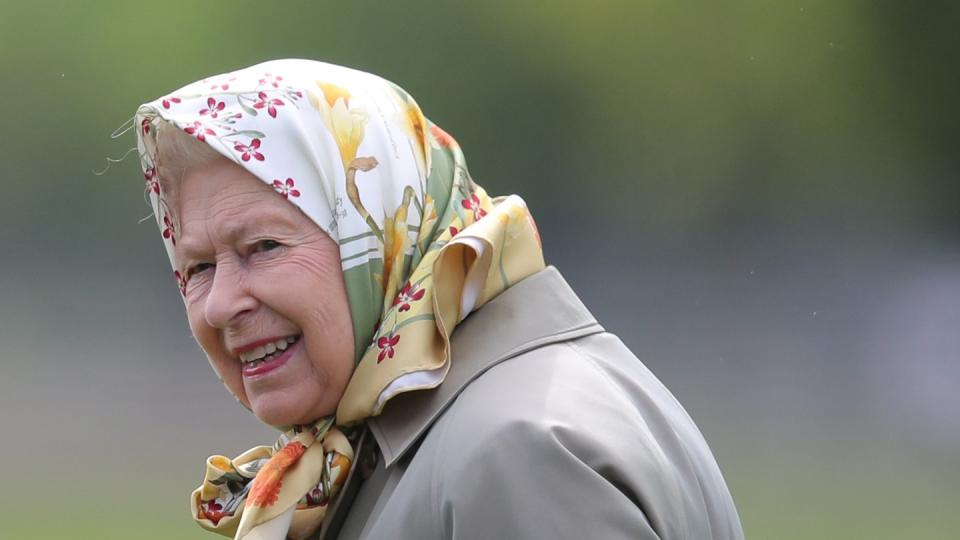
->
xmin=133 ymin=59 xmax=743 ymax=540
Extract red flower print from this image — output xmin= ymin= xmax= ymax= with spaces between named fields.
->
xmin=449 ymin=226 xmax=459 ymax=237
xmin=393 ymin=281 xmax=425 ymax=312
xmin=184 ymin=121 xmax=215 ymax=142
xmin=377 ymin=333 xmax=400 ymax=363
xmin=161 ymin=96 xmax=181 ymax=109
xmin=234 ymin=138 xmax=264 ymax=162
xmin=430 ymin=124 xmax=457 ymax=148
xmin=258 ymin=73 xmax=283 ymax=88
xmin=140 ymin=118 xmax=151 ymax=135
xmin=162 ymin=214 xmax=176 ymax=245
xmin=272 ymin=178 xmax=300 ymax=198
xmin=199 ymin=97 xmax=226 ymax=118
xmin=174 ymin=270 xmax=187 ymax=296
xmin=200 ymin=500 xmax=227 ymax=525
xmin=208 ymin=76 xmax=236 ymax=91
xmin=461 ymin=194 xmax=487 ymax=221
xmin=144 ymin=166 xmax=159 ymax=194
xmin=253 ymin=91 xmax=284 ymax=118
xmin=248 ymin=441 xmax=306 ymax=508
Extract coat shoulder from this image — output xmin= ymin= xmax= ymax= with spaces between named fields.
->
xmin=418 ymin=332 xmax=744 ymax=540
xmin=435 ymin=335 xmax=644 ymax=450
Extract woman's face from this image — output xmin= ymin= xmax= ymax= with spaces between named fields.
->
xmin=173 ymin=157 xmax=355 ymax=426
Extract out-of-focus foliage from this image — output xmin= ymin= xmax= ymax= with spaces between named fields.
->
xmin=2 ymin=1 xmax=957 ymax=240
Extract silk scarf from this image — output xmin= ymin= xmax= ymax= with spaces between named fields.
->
xmin=134 ymin=59 xmax=545 ymax=539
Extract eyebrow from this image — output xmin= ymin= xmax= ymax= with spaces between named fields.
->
xmin=222 ymin=210 xmax=298 ymax=240
xmin=175 ymin=208 xmax=300 ymax=264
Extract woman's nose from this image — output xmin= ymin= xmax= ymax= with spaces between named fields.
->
xmin=203 ymin=262 xmax=258 ymax=328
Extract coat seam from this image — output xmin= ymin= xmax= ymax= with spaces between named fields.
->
xmin=429 ymin=393 xmax=460 ymax=538
xmin=563 ymin=336 xmax=677 ymax=540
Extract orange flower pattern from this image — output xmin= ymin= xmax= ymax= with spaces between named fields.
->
xmin=246 ymin=441 xmax=306 ymax=508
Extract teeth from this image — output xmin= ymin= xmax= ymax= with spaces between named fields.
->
xmin=240 ymin=335 xmax=299 ymax=364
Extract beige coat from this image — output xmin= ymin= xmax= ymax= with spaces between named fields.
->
xmin=317 ymin=267 xmax=744 ymax=539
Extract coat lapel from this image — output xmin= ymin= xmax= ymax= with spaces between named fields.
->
xmin=367 ymin=266 xmax=605 ymax=467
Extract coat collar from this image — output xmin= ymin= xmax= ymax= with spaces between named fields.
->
xmin=366 ymin=266 xmax=604 ymax=467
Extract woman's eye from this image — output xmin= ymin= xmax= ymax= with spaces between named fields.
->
xmin=188 ymin=262 xmax=215 ymax=277
xmin=255 ymin=239 xmax=282 ymax=252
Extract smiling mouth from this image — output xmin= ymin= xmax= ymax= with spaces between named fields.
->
xmin=239 ymin=335 xmax=301 ymax=370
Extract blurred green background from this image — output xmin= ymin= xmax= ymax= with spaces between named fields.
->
xmin=1 ymin=1 xmax=958 ymax=538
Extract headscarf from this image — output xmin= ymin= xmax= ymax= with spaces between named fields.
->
xmin=134 ymin=59 xmax=545 ymax=539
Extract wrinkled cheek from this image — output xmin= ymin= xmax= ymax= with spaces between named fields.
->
xmin=186 ymin=311 xmax=250 ymax=407
xmin=209 ymin=351 xmax=248 ymax=405
xmin=304 ymin=336 xmax=353 ymax=409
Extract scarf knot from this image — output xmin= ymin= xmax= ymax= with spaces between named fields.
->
xmin=191 ymin=419 xmax=354 ymax=540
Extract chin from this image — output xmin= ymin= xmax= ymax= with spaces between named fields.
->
xmin=248 ymin=385 xmax=333 ymax=427
xmin=251 ymin=395 xmax=311 ymax=426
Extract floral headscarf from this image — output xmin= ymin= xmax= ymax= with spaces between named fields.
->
xmin=134 ymin=59 xmax=544 ymax=539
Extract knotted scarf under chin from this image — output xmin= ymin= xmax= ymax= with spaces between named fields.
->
xmin=191 ymin=418 xmax=353 ymax=540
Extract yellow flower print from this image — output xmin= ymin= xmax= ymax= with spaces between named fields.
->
xmin=389 ymin=92 xmax=431 ymax=181
xmin=317 ymin=82 xmax=351 ymax=109
xmin=382 ymin=186 xmax=416 ymax=301
xmin=310 ymin=81 xmax=383 ymax=242
xmin=309 ymin=81 xmax=368 ymax=168
xmin=501 ymin=201 xmax=529 ymax=241
xmin=330 ymin=453 xmax=350 ymax=488
xmin=417 ymin=194 xmax=437 ymax=252
xmin=344 ymin=156 xmax=383 ymax=242
xmin=210 ymin=455 xmax=233 ymax=472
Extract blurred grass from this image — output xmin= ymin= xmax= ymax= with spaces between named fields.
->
xmin=4 ymin=447 xmax=956 ymax=539
xmin=728 ymin=445 xmax=960 ymax=539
